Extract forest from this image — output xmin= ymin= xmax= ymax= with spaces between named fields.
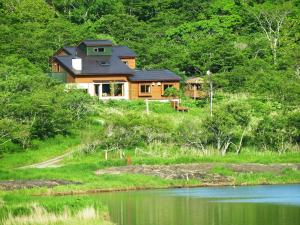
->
xmin=0 ymin=0 xmax=299 ymax=155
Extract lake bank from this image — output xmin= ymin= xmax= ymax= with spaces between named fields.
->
xmin=1 ymin=162 xmax=299 ymax=196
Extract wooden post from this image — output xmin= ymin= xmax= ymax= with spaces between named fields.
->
xmin=146 ymin=99 xmax=149 ymax=115
xmin=105 ymin=150 xmax=108 ymax=160
xmin=207 ymin=70 xmax=213 ymax=117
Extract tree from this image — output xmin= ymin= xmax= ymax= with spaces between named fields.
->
xmin=203 ymin=101 xmax=251 ymax=155
xmin=251 ymin=2 xmax=291 ymax=66
xmin=255 ymin=112 xmax=298 ymax=154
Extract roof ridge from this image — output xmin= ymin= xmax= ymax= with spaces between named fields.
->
xmin=135 ymin=69 xmax=170 ymax=71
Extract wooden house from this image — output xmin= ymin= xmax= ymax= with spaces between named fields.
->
xmin=50 ymin=40 xmax=181 ymax=100
xmin=184 ymin=77 xmax=207 ymax=99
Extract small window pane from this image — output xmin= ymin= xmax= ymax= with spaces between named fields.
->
xmin=102 ymin=83 xmax=111 ymax=97
xmin=94 ymin=47 xmax=105 ymax=52
xmin=94 ymin=84 xmax=100 ymax=96
xmin=164 ymin=84 xmax=173 ymax=91
xmin=114 ymin=83 xmax=124 ymax=96
xmin=140 ymin=84 xmax=151 ymax=94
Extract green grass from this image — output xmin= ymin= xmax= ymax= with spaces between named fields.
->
xmin=210 ymin=166 xmax=234 ymax=176
xmin=0 ymin=121 xmax=105 ymax=169
xmin=0 ymin=194 xmax=114 ymax=224
xmin=234 ymin=168 xmax=300 ymax=185
xmin=64 ymin=149 xmax=300 ymax=166
xmin=0 ymin=134 xmax=81 ymax=169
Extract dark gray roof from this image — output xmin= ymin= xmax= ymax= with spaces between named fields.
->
xmin=130 ymin=70 xmax=181 ymax=82
xmin=60 ymin=46 xmax=135 ymax=58
xmin=113 ymin=46 xmax=136 ymax=57
xmin=82 ymin=40 xmax=112 ymax=46
xmin=54 ymin=55 xmax=134 ymax=75
xmin=53 ymin=40 xmax=179 ymax=80
xmin=63 ymin=47 xmax=76 ymax=56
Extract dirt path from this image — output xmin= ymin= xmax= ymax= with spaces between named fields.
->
xmin=18 ymin=151 xmax=73 ymax=169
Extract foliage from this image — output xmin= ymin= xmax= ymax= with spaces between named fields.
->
xmin=163 ymin=87 xmax=181 ymax=97
xmin=0 ymin=0 xmax=299 ymax=155
xmin=255 ymin=111 xmax=300 ymax=153
xmin=0 ymin=56 xmax=93 ymax=152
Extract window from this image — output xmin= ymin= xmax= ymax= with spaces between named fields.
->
xmin=94 ymin=47 xmax=105 ymax=53
xmin=139 ymin=84 xmax=151 ymax=96
xmin=100 ymin=61 xmax=110 ymax=66
xmin=163 ymin=84 xmax=173 ymax=91
xmin=114 ymin=83 xmax=124 ymax=96
xmin=101 ymin=83 xmax=124 ymax=97
xmin=123 ymin=61 xmax=128 ymax=65
xmin=102 ymin=83 xmax=111 ymax=97
xmin=162 ymin=84 xmax=174 ymax=95
xmin=94 ymin=84 xmax=100 ymax=96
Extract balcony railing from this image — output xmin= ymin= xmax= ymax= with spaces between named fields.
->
xmin=184 ymin=89 xmax=207 ymax=99
xmin=47 ymin=72 xmax=67 ymax=83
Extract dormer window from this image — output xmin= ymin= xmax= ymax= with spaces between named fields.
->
xmin=94 ymin=47 xmax=105 ymax=52
xmin=97 ymin=60 xmax=110 ymax=66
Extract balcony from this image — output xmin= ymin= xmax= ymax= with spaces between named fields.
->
xmin=47 ymin=72 xmax=67 ymax=83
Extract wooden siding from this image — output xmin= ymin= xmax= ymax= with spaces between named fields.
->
xmin=120 ymin=58 xmax=136 ymax=69
xmin=57 ymin=50 xmax=68 ymax=56
xmin=51 ymin=60 xmax=75 ymax=82
xmin=75 ymin=75 xmax=129 ymax=83
xmin=130 ymin=82 xmax=180 ymax=100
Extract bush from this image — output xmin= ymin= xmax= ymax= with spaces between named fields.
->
xmin=0 ymin=56 xmax=93 ymax=151
xmin=255 ymin=111 xmax=300 ymax=153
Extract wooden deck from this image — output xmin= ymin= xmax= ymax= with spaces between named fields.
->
xmin=184 ymin=89 xmax=207 ymax=99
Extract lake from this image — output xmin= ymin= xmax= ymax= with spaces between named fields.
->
xmin=97 ymin=184 xmax=300 ymax=225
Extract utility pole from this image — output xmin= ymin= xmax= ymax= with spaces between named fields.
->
xmin=207 ymin=70 xmax=213 ymax=117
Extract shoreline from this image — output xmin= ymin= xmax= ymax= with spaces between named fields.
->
xmin=33 ymin=181 xmax=300 ymax=197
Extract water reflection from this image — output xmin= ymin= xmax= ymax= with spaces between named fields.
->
xmin=97 ymin=184 xmax=300 ymax=225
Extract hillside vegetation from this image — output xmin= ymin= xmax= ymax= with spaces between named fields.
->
xmin=0 ymin=2 xmax=300 ymax=224
xmin=0 ymin=0 xmax=299 ymax=160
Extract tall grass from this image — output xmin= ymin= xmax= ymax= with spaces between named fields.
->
xmin=3 ymin=204 xmax=113 ymax=225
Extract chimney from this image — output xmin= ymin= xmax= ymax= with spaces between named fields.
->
xmin=72 ymin=58 xmax=82 ymax=71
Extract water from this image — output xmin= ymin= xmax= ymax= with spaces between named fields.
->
xmin=97 ymin=184 xmax=300 ymax=225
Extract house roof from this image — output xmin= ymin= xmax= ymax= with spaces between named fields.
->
xmin=82 ymin=40 xmax=113 ymax=46
xmin=59 ymin=46 xmax=136 ymax=58
xmin=63 ymin=47 xmax=76 ymax=56
xmin=112 ymin=46 xmax=136 ymax=57
xmin=54 ymin=55 xmax=134 ymax=75
xmin=53 ymin=40 xmax=180 ymax=81
xmin=186 ymin=77 xmax=205 ymax=84
xmin=130 ymin=70 xmax=181 ymax=82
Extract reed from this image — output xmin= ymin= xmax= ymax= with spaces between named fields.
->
xmin=3 ymin=204 xmax=113 ymax=225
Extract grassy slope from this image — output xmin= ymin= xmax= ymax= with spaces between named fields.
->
xmin=0 ymin=99 xmax=299 ymax=224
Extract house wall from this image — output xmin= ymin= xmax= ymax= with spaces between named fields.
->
xmin=86 ymin=46 xmax=112 ymax=56
xmin=51 ymin=61 xmax=75 ymax=83
xmin=73 ymin=75 xmax=130 ymax=99
xmin=57 ymin=50 xmax=68 ymax=56
xmin=129 ymin=82 xmax=180 ymax=100
xmin=74 ymin=75 xmax=129 ymax=83
xmin=120 ymin=58 xmax=136 ymax=69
